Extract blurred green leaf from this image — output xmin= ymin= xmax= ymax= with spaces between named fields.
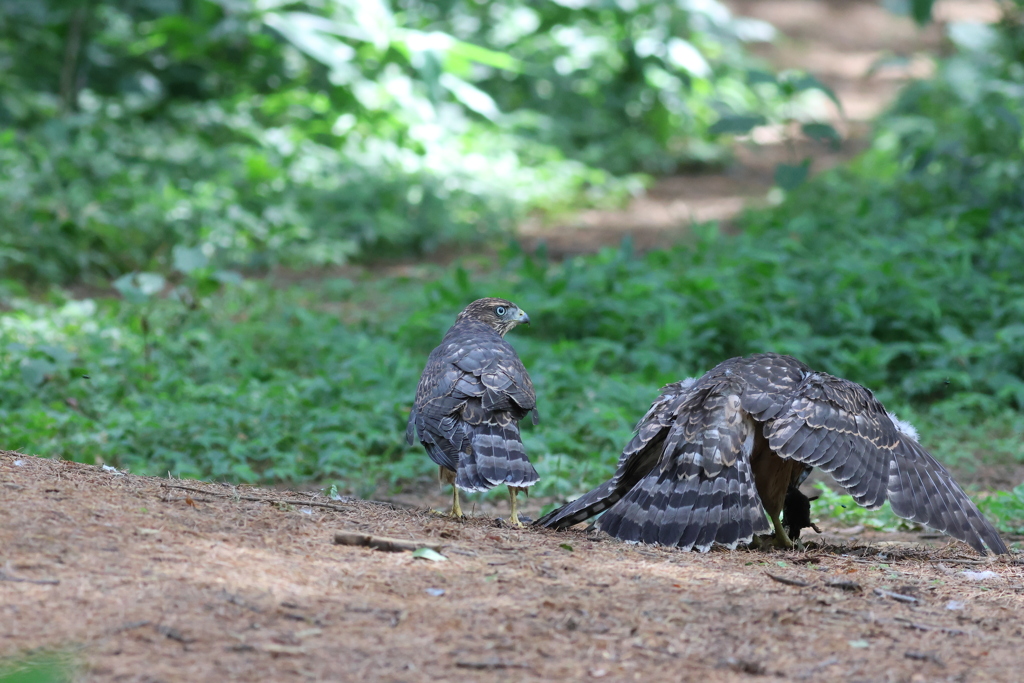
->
xmin=20 ymin=359 xmax=55 ymax=387
xmin=773 ymin=159 xmax=811 ymax=190
xmin=412 ymin=548 xmax=447 ymax=562
xmin=709 ymin=114 xmax=767 ymax=136
xmin=172 ymin=246 xmax=208 ymax=275
xmin=801 ymin=122 xmax=841 ymax=148
xmin=113 ymin=273 xmax=166 ymax=304
xmin=747 ymin=69 xmax=777 ymax=86
xmin=36 ymin=345 xmax=75 ymax=366
xmin=791 ymin=73 xmax=844 ymax=113
xmin=911 ymin=0 xmax=935 ymax=25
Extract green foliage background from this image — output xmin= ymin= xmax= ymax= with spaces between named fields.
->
xmin=1 ymin=0 xmax=1024 ymax=532
xmin=0 ymin=0 xmax=811 ymax=284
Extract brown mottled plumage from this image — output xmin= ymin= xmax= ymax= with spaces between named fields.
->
xmin=406 ymin=298 xmax=538 ymax=525
xmin=536 ymin=353 xmax=1007 ymax=555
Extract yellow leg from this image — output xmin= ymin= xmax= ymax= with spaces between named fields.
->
xmin=450 ymin=486 xmax=463 ymax=518
xmin=507 ymin=486 xmax=525 ymax=527
xmin=770 ymin=511 xmax=794 ymax=549
xmin=438 ymin=467 xmax=463 ymax=518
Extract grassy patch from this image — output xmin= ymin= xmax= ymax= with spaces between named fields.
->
xmin=0 ymin=655 xmax=72 ymax=683
xmin=810 ymin=483 xmax=909 ymax=533
xmin=2 ymin=235 xmax=1021 ymax=515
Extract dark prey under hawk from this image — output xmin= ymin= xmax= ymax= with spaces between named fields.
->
xmin=407 ymin=298 xmax=538 ymax=526
xmin=536 ymin=353 xmax=1007 ymax=555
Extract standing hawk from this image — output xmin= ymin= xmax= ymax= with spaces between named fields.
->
xmin=406 ymin=298 xmax=539 ymax=526
xmin=536 ymin=353 xmax=1007 ymax=555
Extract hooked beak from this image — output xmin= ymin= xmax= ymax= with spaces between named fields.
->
xmin=515 ymin=309 xmax=531 ymax=325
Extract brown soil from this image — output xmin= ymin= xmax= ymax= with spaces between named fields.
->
xmin=4 ymin=452 xmax=1024 ymax=683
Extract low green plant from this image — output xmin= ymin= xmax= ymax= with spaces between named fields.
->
xmin=0 ymin=0 xmax=848 ymax=286
xmin=0 ymin=655 xmax=72 ymax=683
xmin=976 ymin=484 xmax=1024 ymax=535
xmin=809 ymin=483 xmax=910 ymax=532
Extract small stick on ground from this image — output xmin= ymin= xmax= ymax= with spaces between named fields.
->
xmin=825 ymin=579 xmax=862 ymax=592
xmin=874 ymin=588 xmax=918 ymax=604
xmin=161 ymin=483 xmax=396 ymax=513
xmin=455 ymin=660 xmax=528 ymax=670
xmin=0 ymin=571 xmax=59 ymax=586
xmin=333 ymin=531 xmax=443 ymax=553
xmin=765 ymin=572 xmax=810 ymax=587
xmin=905 ymin=651 xmax=944 ymax=667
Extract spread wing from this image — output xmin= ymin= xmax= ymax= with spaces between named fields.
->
xmin=599 ymin=375 xmax=770 ymax=550
xmin=765 ymin=373 xmax=1007 ymax=554
xmin=536 ymin=354 xmax=809 ymax=532
xmin=407 ymin=321 xmax=538 ymax=491
xmin=539 ymin=353 xmax=1006 ymax=555
xmin=533 ymin=378 xmax=691 ymax=529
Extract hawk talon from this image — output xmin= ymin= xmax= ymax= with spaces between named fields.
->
xmin=749 ymin=513 xmax=796 ymax=551
xmin=771 ymin=512 xmax=795 ymax=549
xmin=506 ymin=485 xmax=526 ymax=528
xmin=430 ymin=509 xmax=465 ymax=520
xmin=449 ymin=485 xmax=464 ymax=519
xmin=750 ymin=533 xmax=796 ymax=551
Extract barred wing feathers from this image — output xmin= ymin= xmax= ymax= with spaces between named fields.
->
xmin=597 ymin=371 xmax=770 ymax=550
xmin=765 ymin=372 xmax=1006 ymax=554
xmin=538 ymin=353 xmax=1006 ymax=555
xmin=533 ymin=379 xmax=690 ymax=530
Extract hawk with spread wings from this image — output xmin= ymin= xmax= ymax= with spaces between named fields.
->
xmin=407 ymin=298 xmax=538 ymax=526
xmin=536 ymin=353 xmax=1007 ymax=555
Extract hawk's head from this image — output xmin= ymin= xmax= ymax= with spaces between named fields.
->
xmin=457 ymin=297 xmax=530 ymax=337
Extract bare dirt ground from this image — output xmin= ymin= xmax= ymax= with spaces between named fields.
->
xmin=3 ymin=452 xmax=1024 ymax=683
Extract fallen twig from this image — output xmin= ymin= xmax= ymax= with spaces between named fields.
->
xmin=765 ymin=572 xmax=810 ymax=587
xmin=893 ymin=617 xmax=967 ymax=636
xmin=161 ymin=483 xmax=395 ymax=513
xmin=455 ymin=660 xmax=528 ymax=670
xmin=0 ymin=571 xmax=59 ymax=585
xmin=261 ymin=643 xmax=306 ymax=656
xmin=824 ymin=579 xmax=862 ymax=592
xmin=109 ymin=620 xmax=151 ymax=634
xmin=333 ymin=531 xmax=442 ymax=553
xmin=797 ymin=656 xmax=838 ymax=680
xmin=905 ymin=651 xmax=944 ymax=667
xmin=873 ymin=588 xmax=918 ymax=604
xmin=157 ymin=625 xmax=194 ymax=643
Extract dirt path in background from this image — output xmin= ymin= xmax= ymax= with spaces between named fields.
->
xmin=3 ymin=453 xmax=1023 ymax=682
xmin=516 ymin=0 xmax=1001 ymax=257
xmin=270 ymin=0 xmax=999 ymax=282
